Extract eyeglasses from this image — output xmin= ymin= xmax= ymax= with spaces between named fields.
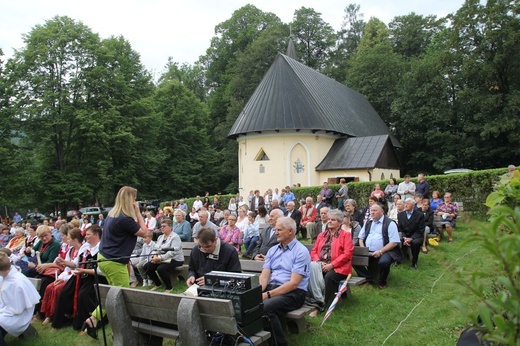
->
xmin=328 ymin=218 xmax=338 ymax=222
xmin=161 ymin=225 xmax=169 ymax=228
xmin=228 ymin=219 xmax=237 ymax=221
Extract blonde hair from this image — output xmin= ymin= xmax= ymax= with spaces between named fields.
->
xmin=36 ymin=225 xmax=52 ymax=237
xmin=108 ymin=186 xmax=138 ymax=219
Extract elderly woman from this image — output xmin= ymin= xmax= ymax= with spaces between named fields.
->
xmin=173 ymin=210 xmax=192 ymax=242
xmin=143 ymin=219 xmax=184 ymax=293
xmin=25 ymin=225 xmax=60 ymax=278
xmin=219 ymin=214 xmax=242 ymax=254
xmin=6 ymin=228 xmax=25 ymax=257
xmin=40 ymin=228 xmax=84 ymax=325
xmin=344 ymin=199 xmax=364 ymax=227
xmin=342 ymin=212 xmax=362 ymax=246
xmin=384 ymin=178 xmax=398 ymax=210
xmin=309 ymin=209 xmax=354 ymax=315
xmin=388 ymin=199 xmax=405 ymax=223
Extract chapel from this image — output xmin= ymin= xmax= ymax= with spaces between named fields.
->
xmin=228 ymin=40 xmax=401 ymax=193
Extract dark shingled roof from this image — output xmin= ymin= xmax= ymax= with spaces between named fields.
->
xmin=315 ymin=135 xmax=401 ymax=171
xmin=228 ymin=53 xmax=400 ymax=148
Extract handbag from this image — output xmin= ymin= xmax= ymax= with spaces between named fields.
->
xmin=42 ymin=266 xmax=63 ymax=278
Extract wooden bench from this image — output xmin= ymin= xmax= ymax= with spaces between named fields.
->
xmin=28 ymin=277 xmax=42 ymax=290
xmin=98 ymin=284 xmax=270 ymax=346
xmin=239 ymin=245 xmax=369 ymax=334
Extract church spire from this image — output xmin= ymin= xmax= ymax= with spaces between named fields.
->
xmin=286 ymin=37 xmax=299 ymax=61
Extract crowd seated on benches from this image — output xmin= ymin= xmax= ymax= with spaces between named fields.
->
xmin=0 ymin=176 xmax=465 ymax=343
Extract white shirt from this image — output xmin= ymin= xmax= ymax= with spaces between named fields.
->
xmin=0 ymin=268 xmax=40 ymax=337
xmin=358 ymin=216 xmax=400 ymax=252
xmin=193 ymin=200 xmax=203 ymax=211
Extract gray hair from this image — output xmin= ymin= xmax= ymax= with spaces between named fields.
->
xmin=405 ymin=197 xmax=416 ymax=205
xmin=276 ymin=216 xmax=297 ymax=232
xmin=174 ymin=209 xmax=186 ymax=218
xmin=271 ymin=209 xmax=284 ymax=218
xmin=328 ymin=209 xmax=344 ymax=222
xmin=344 ymin=199 xmax=357 ymax=209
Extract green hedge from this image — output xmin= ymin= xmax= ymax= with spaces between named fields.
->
xmin=161 ymin=168 xmax=510 ymax=215
xmin=293 ymin=168 xmax=510 ymax=214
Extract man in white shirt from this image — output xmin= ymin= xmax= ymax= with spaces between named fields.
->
xmin=397 ymin=175 xmax=416 ymax=200
xmin=353 ymin=204 xmax=402 ymax=289
xmin=192 ymin=196 xmax=203 ymax=211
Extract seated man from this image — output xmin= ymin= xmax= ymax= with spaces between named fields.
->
xmin=353 ymin=204 xmax=402 ymax=289
xmin=435 ymin=192 xmax=458 ymax=243
xmin=192 ymin=210 xmax=218 ymax=242
xmin=260 ymin=217 xmax=310 ymax=346
xmin=0 ymin=252 xmax=40 ymax=345
xmin=251 ymin=209 xmax=283 ymax=261
xmin=397 ymin=198 xmax=425 ymax=269
xmin=307 ymin=207 xmax=329 ymax=243
xmin=284 ymin=201 xmax=301 ymax=235
xmin=299 ymin=197 xmax=317 ymax=241
xmin=186 ymin=228 xmax=241 ymax=287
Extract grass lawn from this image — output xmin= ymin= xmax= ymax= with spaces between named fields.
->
xmin=6 ymin=217 xmax=493 ymax=345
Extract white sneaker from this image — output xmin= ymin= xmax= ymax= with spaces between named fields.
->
xmin=146 ymin=280 xmax=153 ymax=286
xmin=142 ymin=280 xmax=148 ymax=287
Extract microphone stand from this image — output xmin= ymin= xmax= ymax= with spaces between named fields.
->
xmin=77 ymin=250 xmax=169 ymax=346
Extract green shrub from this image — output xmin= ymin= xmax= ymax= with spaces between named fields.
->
xmin=455 ymin=170 xmax=520 ymax=344
xmin=293 ymin=168 xmax=509 ymax=213
xmin=160 ymin=167 xmax=511 ymax=213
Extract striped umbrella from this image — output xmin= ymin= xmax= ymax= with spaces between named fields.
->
xmin=320 ymin=274 xmax=351 ymax=327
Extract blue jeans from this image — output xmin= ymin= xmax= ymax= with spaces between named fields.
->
xmin=244 ymin=236 xmax=259 ymax=255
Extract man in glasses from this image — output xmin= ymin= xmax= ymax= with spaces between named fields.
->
xmin=186 ymin=228 xmax=241 ymax=287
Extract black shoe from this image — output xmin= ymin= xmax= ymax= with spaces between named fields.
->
xmin=412 ymin=263 xmax=418 ymax=269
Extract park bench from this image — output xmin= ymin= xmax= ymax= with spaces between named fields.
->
xmin=28 ymin=277 xmax=42 ymax=290
xmin=98 ymin=284 xmax=271 ymax=346
xmin=239 ymin=245 xmax=369 ymax=334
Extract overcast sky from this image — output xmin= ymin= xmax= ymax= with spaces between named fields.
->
xmin=1 ymin=0 xmax=467 ymax=76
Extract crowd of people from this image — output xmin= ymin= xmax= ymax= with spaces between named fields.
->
xmin=0 ymin=175 xmax=461 ymax=346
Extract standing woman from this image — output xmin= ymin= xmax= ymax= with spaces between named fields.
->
xmin=144 ymin=219 xmax=184 ymax=293
xmin=335 ymin=178 xmax=348 ymax=211
xmin=82 ymin=186 xmax=147 ymax=336
xmin=384 ymin=178 xmax=398 ymax=211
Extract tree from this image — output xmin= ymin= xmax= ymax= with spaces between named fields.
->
xmin=199 ymin=5 xmax=285 ymax=193
xmin=346 ymin=18 xmax=405 ymax=126
xmin=326 ymin=3 xmax=366 ymax=81
xmin=291 ymin=7 xmax=336 ymax=71
xmin=5 ymin=16 xmax=156 ymax=213
xmin=153 ymin=78 xmax=216 ymax=197
xmin=159 ymin=59 xmax=207 ymax=101
xmin=389 ymin=13 xmax=444 ymax=59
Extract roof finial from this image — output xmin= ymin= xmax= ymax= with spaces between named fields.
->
xmin=286 ymin=26 xmax=299 ymax=61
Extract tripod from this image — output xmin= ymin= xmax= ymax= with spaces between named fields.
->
xmin=78 ymin=249 xmax=168 ymax=346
